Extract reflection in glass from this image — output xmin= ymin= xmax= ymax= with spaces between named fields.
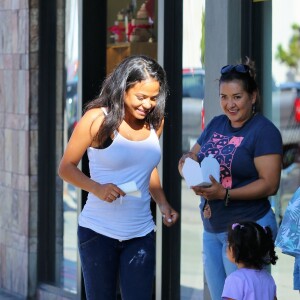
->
xmin=182 ymin=68 xmax=205 ymax=153
xmin=272 ymin=0 xmax=300 ymax=222
xmin=272 ymin=1 xmax=300 ymax=299
xmin=181 ymin=1 xmax=205 ymax=299
xmin=61 ymin=0 xmax=79 ymax=293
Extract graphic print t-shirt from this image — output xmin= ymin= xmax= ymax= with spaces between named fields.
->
xmin=197 ymin=114 xmax=282 ymax=233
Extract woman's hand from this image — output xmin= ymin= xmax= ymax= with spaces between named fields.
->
xmin=149 ymin=168 xmax=179 ymax=227
xmin=178 ymin=143 xmax=201 ymax=177
xmin=158 ymin=203 xmax=179 ymax=227
xmin=191 ymin=175 xmax=226 ymax=200
xmin=92 ymin=182 xmax=126 ymax=202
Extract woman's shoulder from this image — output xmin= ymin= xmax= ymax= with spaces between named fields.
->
xmin=84 ymin=107 xmax=105 ymax=118
xmin=79 ymin=108 xmax=105 ymax=134
xmin=252 ymin=114 xmax=281 ymax=134
xmin=254 ymin=113 xmax=277 ymax=126
xmin=204 ymin=114 xmax=227 ymax=130
xmin=213 ymin=114 xmax=227 ymax=121
xmin=207 ymin=114 xmax=226 ymax=124
xmin=155 ymin=118 xmax=165 ymax=137
xmin=82 ymin=108 xmax=106 ymax=123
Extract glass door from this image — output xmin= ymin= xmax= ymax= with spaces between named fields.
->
xmin=60 ymin=0 xmax=80 ymax=293
xmin=181 ymin=1 xmax=205 ymax=299
xmin=272 ymin=1 xmax=300 ymax=299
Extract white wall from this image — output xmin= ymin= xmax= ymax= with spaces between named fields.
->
xmin=182 ymin=0 xmax=205 ymax=69
xmin=272 ymin=0 xmax=300 ymax=84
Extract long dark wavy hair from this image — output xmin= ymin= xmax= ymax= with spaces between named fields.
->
xmin=227 ymin=221 xmax=278 ymax=270
xmin=84 ymin=55 xmax=168 ymax=147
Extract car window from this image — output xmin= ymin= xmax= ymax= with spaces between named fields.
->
xmin=182 ymin=69 xmax=205 ymax=153
xmin=182 ymin=71 xmax=205 ymax=99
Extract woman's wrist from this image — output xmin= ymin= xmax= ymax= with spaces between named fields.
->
xmin=184 ymin=151 xmax=198 ymax=162
xmin=90 ymin=180 xmax=101 ymax=195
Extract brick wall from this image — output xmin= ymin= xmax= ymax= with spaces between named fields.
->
xmin=0 ymin=0 xmax=39 ymax=298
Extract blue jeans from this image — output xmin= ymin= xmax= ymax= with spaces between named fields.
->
xmin=203 ymin=208 xmax=277 ymax=300
xmin=78 ymin=226 xmax=155 ymax=300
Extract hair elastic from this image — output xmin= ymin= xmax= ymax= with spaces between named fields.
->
xmin=232 ymin=223 xmax=244 ymax=230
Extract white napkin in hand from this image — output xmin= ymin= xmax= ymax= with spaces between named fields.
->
xmin=118 ymin=181 xmax=141 ymax=198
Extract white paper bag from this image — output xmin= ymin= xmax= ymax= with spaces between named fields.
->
xmin=182 ymin=155 xmax=220 ymax=188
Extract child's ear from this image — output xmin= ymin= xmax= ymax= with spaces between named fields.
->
xmin=226 ymin=244 xmax=236 ymax=263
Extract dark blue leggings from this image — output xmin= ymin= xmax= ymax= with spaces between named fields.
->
xmin=78 ymin=226 xmax=155 ymax=300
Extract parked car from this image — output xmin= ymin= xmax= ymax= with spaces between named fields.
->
xmin=182 ymin=68 xmax=205 ymax=153
xmin=278 ymin=82 xmax=300 ymax=127
xmin=276 ymin=82 xmax=300 ymax=168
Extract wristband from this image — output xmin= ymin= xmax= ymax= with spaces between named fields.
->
xmin=224 ymin=188 xmax=230 ymax=206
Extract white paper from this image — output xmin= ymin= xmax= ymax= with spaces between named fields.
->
xmin=182 ymin=158 xmax=204 ymax=187
xmin=182 ymin=155 xmax=220 ymax=188
xmin=201 ymin=155 xmax=220 ymax=185
xmin=118 ymin=181 xmax=141 ymax=198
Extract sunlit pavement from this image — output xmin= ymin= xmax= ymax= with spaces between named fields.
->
xmin=0 ymin=291 xmax=23 ymax=299
xmin=181 ymin=180 xmax=204 ymax=299
xmin=180 ymin=179 xmax=300 ymax=300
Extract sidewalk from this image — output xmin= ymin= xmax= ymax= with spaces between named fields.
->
xmin=0 ymin=290 xmax=23 ymax=300
xmin=180 ymin=180 xmax=299 ymax=300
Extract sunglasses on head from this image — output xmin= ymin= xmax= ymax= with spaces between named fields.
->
xmin=221 ymin=64 xmax=250 ymax=75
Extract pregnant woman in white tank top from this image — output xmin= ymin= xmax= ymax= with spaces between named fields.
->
xmin=58 ymin=55 xmax=179 ymax=300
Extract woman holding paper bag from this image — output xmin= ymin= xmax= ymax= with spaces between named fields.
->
xmin=178 ymin=57 xmax=282 ymax=300
xmin=58 ymin=55 xmax=178 ymax=300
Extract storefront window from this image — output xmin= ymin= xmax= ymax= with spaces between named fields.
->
xmin=272 ymin=0 xmax=300 ymax=223
xmin=106 ymin=0 xmax=157 ymax=75
xmin=60 ymin=0 xmax=80 ymax=293
xmin=272 ymin=1 xmax=300 ymax=299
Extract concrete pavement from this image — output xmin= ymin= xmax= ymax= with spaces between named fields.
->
xmin=180 ymin=180 xmax=299 ymax=299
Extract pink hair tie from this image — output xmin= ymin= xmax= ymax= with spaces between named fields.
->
xmin=232 ymin=223 xmax=244 ymax=230
xmin=232 ymin=223 xmax=239 ymax=230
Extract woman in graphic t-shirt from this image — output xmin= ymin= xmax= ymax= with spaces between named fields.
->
xmin=178 ymin=57 xmax=282 ymax=300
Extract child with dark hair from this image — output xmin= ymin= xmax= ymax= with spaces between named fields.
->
xmin=222 ymin=221 xmax=278 ymax=300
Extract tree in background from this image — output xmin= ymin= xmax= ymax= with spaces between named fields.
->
xmin=275 ymin=23 xmax=300 ymax=81
xmin=200 ymin=8 xmax=205 ymax=68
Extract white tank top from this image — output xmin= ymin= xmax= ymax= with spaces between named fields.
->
xmin=78 ymin=116 xmax=161 ymax=240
